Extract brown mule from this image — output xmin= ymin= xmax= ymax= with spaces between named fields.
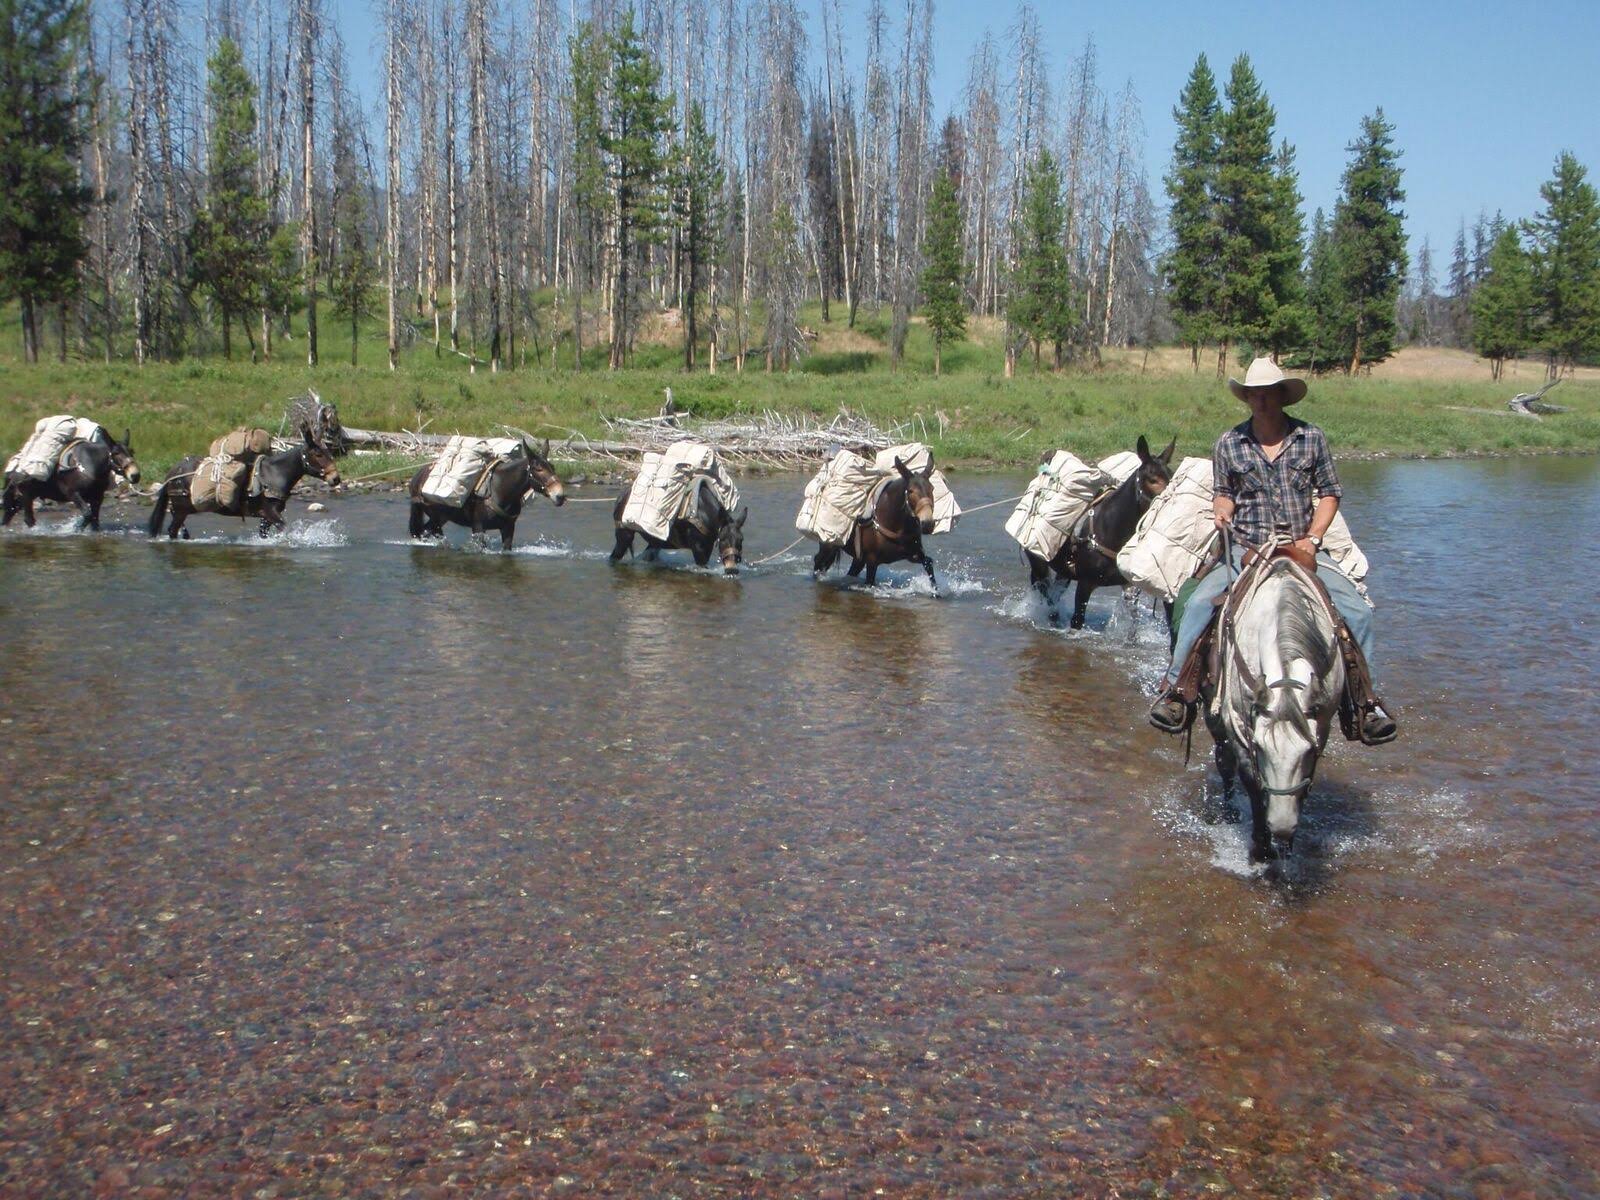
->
xmin=811 ymin=457 xmax=939 ymax=589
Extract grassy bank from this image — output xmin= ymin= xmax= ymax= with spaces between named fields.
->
xmin=4 ymin=311 xmax=1597 ymax=475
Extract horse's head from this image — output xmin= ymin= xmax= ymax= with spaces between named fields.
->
xmin=715 ymin=505 xmax=748 ymax=574
xmin=1249 ymin=678 xmax=1322 ymax=852
xmin=109 ymin=427 xmax=141 ymax=484
xmin=894 ymin=456 xmax=937 ymax=535
xmin=523 ymin=438 xmax=565 ymax=505
xmin=1134 ymin=434 xmax=1176 ymax=502
xmin=301 ymin=422 xmax=342 ymax=487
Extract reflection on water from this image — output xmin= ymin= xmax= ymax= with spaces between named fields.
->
xmin=0 ymin=460 xmax=1596 ymax=1197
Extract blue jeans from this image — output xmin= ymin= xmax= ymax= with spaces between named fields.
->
xmin=1164 ymin=550 xmax=1375 ymax=687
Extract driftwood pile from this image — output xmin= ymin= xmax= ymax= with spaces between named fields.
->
xmin=287 ymin=389 xmax=934 ymax=471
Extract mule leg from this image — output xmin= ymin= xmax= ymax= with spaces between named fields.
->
xmin=168 ymin=506 xmax=189 ymax=539
xmin=86 ymin=492 xmax=104 ymax=531
xmin=863 ymin=560 xmax=879 ymax=586
xmin=1027 ymin=554 xmax=1058 ymax=623
xmin=642 ymin=544 xmax=661 ymax=563
xmin=500 ymin=521 xmax=514 ymax=552
xmin=409 ymin=501 xmax=427 ymax=539
xmin=1070 ymin=582 xmax=1095 ymax=631
xmin=23 ymin=495 xmax=37 ymax=528
xmin=610 ymin=527 xmax=635 ymax=562
xmin=920 ymin=552 xmax=937 ymax=591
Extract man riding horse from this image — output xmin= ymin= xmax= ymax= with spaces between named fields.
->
xmin=1148 ymin=358 xmax=1396 ymax=744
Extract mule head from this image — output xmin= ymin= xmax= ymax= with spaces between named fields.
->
xmin=1134 ymin=434 xmax=1176 ymax=501
xmin=110 ymin=427 xmax=141 ymax=484
xmin=895 ymin=457 xmax=937 ymax=535
xmin=523 ymin=439 xmax=565 ymax=505
xmin=716 ymin=505 xmax=748 ymax=574
xmin=302 ymin=422 xmax=342 ymax=487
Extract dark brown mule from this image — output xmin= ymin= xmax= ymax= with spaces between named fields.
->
xmin=148 ymin=424 xmax=341 ymax=539
xmin=1026 ymin=435 xmax=1175 ymax=628
xmin=408 ymin=439 xmax=565 ymax=551
xmin=610 ymin=479 xmax=748 ymax=574
xmin=4 ymin=428 xmax=141 ymax=531
xmin=812 ymin=457 xmax=939 ymax=588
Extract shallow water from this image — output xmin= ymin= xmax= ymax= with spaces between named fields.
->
xmin=1 ymin=458 xmax=1596 ymax=1197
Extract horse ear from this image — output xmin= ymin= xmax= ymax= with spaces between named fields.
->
xmin=894 ymin=456 xmax=911 ymax=481
xmin=1136 ymin=434 xmax=1152 ymax=463
xmin=1160 ymin=437 xmax=1176 ymax=463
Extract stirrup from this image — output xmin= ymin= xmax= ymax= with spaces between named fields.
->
xmin=1358 ymin=706 xmax=1398 ymax=746
xmin=1149 ymin=693 xmax=1194 ymax=735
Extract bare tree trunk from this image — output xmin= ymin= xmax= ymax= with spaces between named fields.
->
xmin=467 ymin=0 xmax=500 ymax=370
xmin=444 ymin=7 xmax=460 ymax=354
xmin=385 ymin=0 xmax=401 ymax=369
xmin=300 ymin=0 xmax=319 ymax=365
xmin=125 ymin=0 xmax=152 ymax=364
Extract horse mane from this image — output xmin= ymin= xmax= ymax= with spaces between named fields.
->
xmin=1270 ymin=563 xmax=1338 ymax=681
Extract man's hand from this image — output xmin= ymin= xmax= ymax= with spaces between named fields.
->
xmin=1292 ymin=538 xmax=1318 ymax=559
xmin=1214 ymin=512 xmax=1232 ymax=531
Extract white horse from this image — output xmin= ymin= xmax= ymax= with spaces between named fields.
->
xmin=1206 ymin=556 xmax=1346 ymax=863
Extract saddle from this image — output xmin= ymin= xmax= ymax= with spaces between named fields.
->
xmin=1170 ymin=548 xmax=1394 ymax=745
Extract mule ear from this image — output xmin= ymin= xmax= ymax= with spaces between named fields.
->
xmin=1136 ymin=434 xmax=1152 ymax=463
xmin=1160 ymin=437 xmax=1176 ymax=463
xmin=894 ymin=456 xmax=911 ymax=481
xmin=921 ymin=461 xmax=933 ymax=480
xmin=124 ymin=427 xmax=132 ymax=448
xmin=543 ymin=438 xmax=551 ymax=460
xmin=736 ymin=506 xmax=748 ymax=528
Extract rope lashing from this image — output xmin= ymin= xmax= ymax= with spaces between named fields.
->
xmin=954 ymin=491 xmax=1027 ymax=515
xmin=747 ymin=535 xmax=807 ymax=566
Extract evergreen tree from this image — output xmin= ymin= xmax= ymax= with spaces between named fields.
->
xmin=189 ymin=36 xmax=270 ymax=360
xmin=1331 ymin=108 xmax=1407 ymax=371
xmin=1211 ymin=55 xmax=1278 ymax=375
xmin=327 ymin=114 xmax=375 ymax=365
xmin=604 ymin=10 xmax=674 ymax=369
xmin=1263 ymin=137 xmax=1307 ymax=358
xmin=1446 ymin=223 xmax=1472 ymax=347
xmin=920 ymin=168 xmax=965 ymax=375
xmin=1303 ymin=207 xmax=1349 ymax=370
xmin=1524 ymin=151 xmax=1600 ymax=375
xmin=1163 ymin=53 xmax=1220 ymax=368
xmin=1470 ymin=225 xmax=1533 ymax=380
xmin=1009 ymin=150 xmax=1073 ymax=369
xmin=0 ymin=0 xmax=94 ymax=363
xmin=677 ymin=99 xmax=722 ymax=370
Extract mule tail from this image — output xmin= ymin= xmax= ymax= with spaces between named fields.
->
xmin=147 ymin=480 xmax=170 ymax=537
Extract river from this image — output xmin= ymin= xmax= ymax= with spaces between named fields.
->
xmin=1 ymin=456 xmax=1595 ymax=1196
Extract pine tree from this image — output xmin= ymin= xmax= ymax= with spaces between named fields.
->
xmin=604 ymin=11 xmax=674 ymax=369
xmin=1211 ymin=55 xmax=1278 ymax=375
xmin=1009 ymin=150 xmax=1073 ymax=369
xmin=0 ymin=0 xmax=95 ymax=363
xmin=1446 ymin=223 xmax=1472 ymax=347
xmin=1524 ymin=151 xmax=1600 ymax=376
xmin=920 ymin=167 xmax=965 ymax=375
xmin=1303 ymin=207 xmax=1348 ymax=370
xmin=1331 ymin=108 xmax=1407 ymax=371
xmin=1163 ymin=54 xmax=1219 ymax=368
xmin=189 ymin=36 xmax=270 ymax=360
xmin=1470 ymin=226 xmax=1533 ymax=380
xmin=677 ymin=100 xmax=723 ymax=371
xmin=1263 ymin=137 xmax=1307 ymax=359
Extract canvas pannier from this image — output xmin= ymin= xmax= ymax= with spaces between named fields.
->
xmin=796 ymin=447 xmax=887 ymax=546
xmin=620 ymin=439 xmax=739 ymax=541
xmin=1116 ymin=457 xmax=1219 ymax=602
xmin=6 ymin=415 xmax=81 ymax=481
xmin=209 ymin=427 xmax=274 ymax=461
xmin=188 ymin=455 xmax=251 ymax=513
xmin=1096 ymin=450 xmax=1142 ymax=485
xmin=419 ymin=436 xmax=524 ymax=506
xmin=1004 ymin=450 xmax=1112 ymax=561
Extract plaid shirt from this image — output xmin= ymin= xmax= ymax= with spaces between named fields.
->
xmin=1212 ymin=417 xmax=1342 ymax=548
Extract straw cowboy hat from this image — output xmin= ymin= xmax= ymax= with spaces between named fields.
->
xmin=1228 ymin=357 xmax=1307 ymax=405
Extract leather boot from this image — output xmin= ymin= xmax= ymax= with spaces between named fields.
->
xmin=1149 ymin=692 xmax=1193 ymax=735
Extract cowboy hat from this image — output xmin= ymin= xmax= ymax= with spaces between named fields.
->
xmin=1228 ymin=357 xmax=1307 ymax=405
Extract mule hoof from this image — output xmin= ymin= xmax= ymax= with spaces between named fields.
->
xmin=1249 ymin=842 xmax=1277 ymax=865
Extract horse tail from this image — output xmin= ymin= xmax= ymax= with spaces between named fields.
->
xmin=147 ymin=480 xmax=170 ymax=537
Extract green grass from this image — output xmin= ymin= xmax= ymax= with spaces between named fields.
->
xmin=4 ymin=304 xmax=1597 ymax=476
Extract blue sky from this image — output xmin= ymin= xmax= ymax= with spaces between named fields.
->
xmin=336 ymin=0 xmax=1600 ymax=268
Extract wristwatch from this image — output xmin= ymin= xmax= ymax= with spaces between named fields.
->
xmin=1308 ymin=535 xmax=1323 ymax=550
